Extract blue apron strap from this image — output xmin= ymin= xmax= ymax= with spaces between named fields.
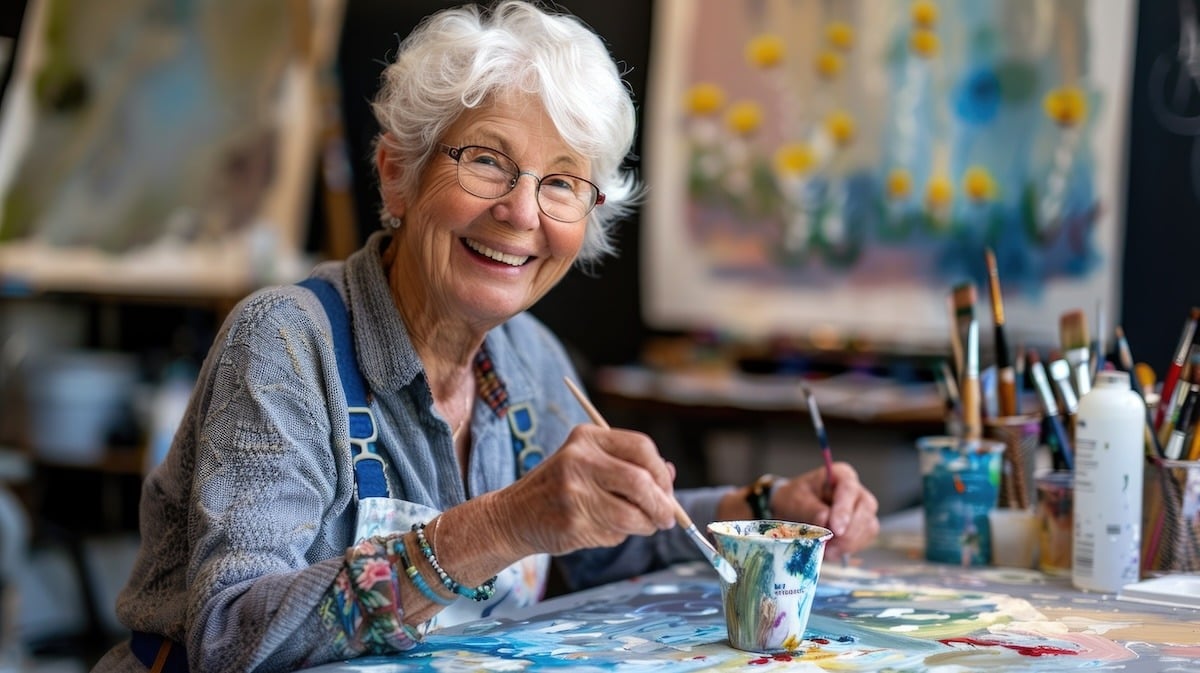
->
xmin=298 ymin=277 xmax=390 ymax=499
xmin=131 ymin=630 xmax=188 ymax=673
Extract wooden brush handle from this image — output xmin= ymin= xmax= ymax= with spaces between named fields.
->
xmin=997 ymin=367 xmax=1018 ymax=417
xmin=961 ymin=375 xmax=982 ymax=440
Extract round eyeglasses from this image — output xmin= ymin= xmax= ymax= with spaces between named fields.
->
xmin=439 ymin=144 xmax=605 ymax=223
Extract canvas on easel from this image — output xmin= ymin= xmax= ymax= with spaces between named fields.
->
xmin=0 ymin=0 xmax=346 ymax=297
xmin=643 ymin=0 xmax=1135 ymax=353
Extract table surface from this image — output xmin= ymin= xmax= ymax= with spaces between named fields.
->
xmin=301 ymin=511 xmax=1200 ymax=672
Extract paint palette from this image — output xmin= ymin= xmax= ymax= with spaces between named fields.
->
xmin=1118 ymin=574 xmax=1200 ymax=609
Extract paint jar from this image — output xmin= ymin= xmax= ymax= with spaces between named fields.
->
xmin=984 ymin=413 xmax=1042 ymax=509
xmin=1035 ymin=470 xmax=1073 ymax=576
xmin=917 ymin=436 xmax=1005 ymax=566
xmin=707 ymin=520 xmax=832 ymax=653
xmin=987 ymin=507 xmax=1038 ymax=568
xmin=1142 ymin=458 xmax=1200 ymax=574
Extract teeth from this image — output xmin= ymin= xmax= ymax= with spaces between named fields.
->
xmin=465 ymin=239 xmax=528 ymax=266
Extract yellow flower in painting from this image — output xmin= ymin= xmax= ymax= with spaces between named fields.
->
xmin=774 ymin=143 xmax=816 ymax=176
xmin=824 ymin=111 xmax=855 ymax=146
xmin=815 ymin=51 xmax=843 ymax=80
xmin=963 ymin=166 xmax=997 ymax=202
xmin=910 ymin=29 xmax=939 ymax=58
xmin=911 ymin=0 xmax=938 ymax=28
xmin=725 ymin=101 xmax=763 ymax=136
xmin=746 ymin=34 xmax=785 ymax=69
xmin=1043 ymin=87 xmax=1089 ymax=127
xmin=925 ymin=175 xmax=954 ymax=211
xmin=826 ymin=21 xmax=854 ymax=50
xmin=686 ymin=82 xmax=725 ymax=116
xmin=886 ymin=168 xmax=913 ymax=200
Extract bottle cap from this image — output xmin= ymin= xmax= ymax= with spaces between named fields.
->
xmin=1094 ymin=370 xmax=1130 ymax=388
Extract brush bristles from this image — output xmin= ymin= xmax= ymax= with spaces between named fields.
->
xmin=1059 ymin=309 xmax=1090 ymax=350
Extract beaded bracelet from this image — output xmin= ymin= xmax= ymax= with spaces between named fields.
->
xmin=388 ymin=536 xmax=455 ymax=607
xmin=413 ymin=521 xmax=497 ymax=602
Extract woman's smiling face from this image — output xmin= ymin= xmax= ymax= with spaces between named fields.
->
xmin=384 ymin=93 xmax=592 ymax=327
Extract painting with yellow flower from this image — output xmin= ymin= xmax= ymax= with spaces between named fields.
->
xmin=645 ymin=0 xmax=1134 ymax=350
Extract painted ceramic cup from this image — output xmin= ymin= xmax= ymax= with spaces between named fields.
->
xmin=706 ymin=520 xmax=833 ymax=653
xmin=917 ymin=436 xmax=1004 ymax=566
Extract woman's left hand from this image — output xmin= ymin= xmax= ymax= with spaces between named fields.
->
xmin=769 ymin=462 xmax=879 ymax=557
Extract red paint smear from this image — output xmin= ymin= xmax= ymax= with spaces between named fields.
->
xmin=940 ymin=637 xmax=1077 ymax=657
xmin=812 ymin=637 xmax=830 ymax=644
xmin=748 ymin=652 xmax=799 ymax=665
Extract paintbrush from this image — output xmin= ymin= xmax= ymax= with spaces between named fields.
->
xmin=1028 ymin=349 xmax=1075 ymax=471
xmin=1160 ymin=348 xmax=1200 ymax=456
xmin=1091 ymin=299 xmax=1106 ymax=384
xmin=961 ymin=319 xmax=982 ymax=440
xmin=951 ymin=283 xmax=977 ymax=383
xmin=984 ymin=248 xmax=1017 ymax=417
xmin=1115 ymin=326 xmax=1147 ymax=398
xmin=1159 ymin=343 xmax=1200 ymax=447
xmin=801 ymin=385 xmax=852 ymax=568
xmin=1164 ymin=381 xmax=1199 ymax=460
xmin=1059 ymin=309 xmax=1091 ymax=400
xmin=563 ymin=377 xmax=738 ymax=584
xmin=801 ymin=386 xmax=836 ymax=497
xmin=947 ymin=295 xmax=964 ymax=384
xmin=936 ymin=359 xmax=963 ymax=435
xmin=1155 ymin=307 xmax=1200 ymax=431
xmin=1115 ymin=325 xmax=1166 ymax=459
xmin=1047 ymin=349 xmax=1080 ymax=419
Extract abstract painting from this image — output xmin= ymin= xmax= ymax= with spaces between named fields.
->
xmin=642 ymin=0 xmax=1136 ymax=351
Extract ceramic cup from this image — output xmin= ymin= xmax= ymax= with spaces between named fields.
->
xmin=917 ymin=436 xmax=1005 ymax=566
xmin=987 ymin=507 xmax=1038 ymax=568
xmin=707 ymin=520 xmax=833 ymax=653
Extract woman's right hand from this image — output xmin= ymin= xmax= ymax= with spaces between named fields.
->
xmin=484 ymin=424 xmax=679 ymax=557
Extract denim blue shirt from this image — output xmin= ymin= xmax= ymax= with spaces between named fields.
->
xmin=95 ymin=231 xmax=729 ymax=672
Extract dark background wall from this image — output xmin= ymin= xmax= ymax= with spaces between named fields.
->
xmin=1122 ymin=0 xmax=1200 ymax=375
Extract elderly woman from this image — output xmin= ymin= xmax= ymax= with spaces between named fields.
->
xmin=95 ymin=2 xmax=879 ymax=671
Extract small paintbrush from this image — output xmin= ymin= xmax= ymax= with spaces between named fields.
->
xmin=1028 ymin=349 xmax=1075 ymax=471
xmin=1156 ymin=307 xmax=1200 ymax=431
xmin=563 ymin=377 xmax=738 ymax=584
xmin=801 ymin=385 xmax=851 ymax=567
xmin=1115 ymin=325 xmax=1166 ymax=458
xmin=1059 ymin=309 xmax=1091 ymax=400
xmin=801 ymin=386 xmax=836 ymax=497
xmin=1047 ymin=349 xmax=1080 ymax=419
xmin=984 ymin=248 xmax=1017 ymax=417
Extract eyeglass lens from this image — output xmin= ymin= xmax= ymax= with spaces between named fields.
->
xmin=449 ymin=145 xmax=600 ymax=222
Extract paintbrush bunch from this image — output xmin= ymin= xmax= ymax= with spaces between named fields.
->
xmin=1112 ymin=307 xmax=1200 ymax=574
xmin=1139 ymin=307 xmax=1200 ymax=462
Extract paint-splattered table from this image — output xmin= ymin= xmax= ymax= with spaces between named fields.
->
xmin=301 ymin=527 xmax=1200 ymax=671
